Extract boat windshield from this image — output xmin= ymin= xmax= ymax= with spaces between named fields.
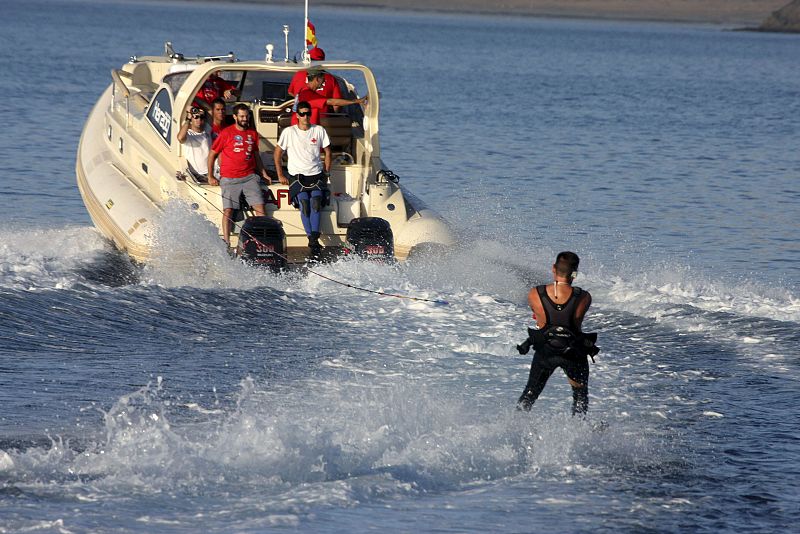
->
xmin=163 ymin=71 xmax=192 ymax=96
xmin=239 ymin=71 xmax=293 ymax=105
xmin=326 ymin=69 xmax=367 ymax=126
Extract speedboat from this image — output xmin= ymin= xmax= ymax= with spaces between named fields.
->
xmin=76 ymin=41 xmax=454 ymax=267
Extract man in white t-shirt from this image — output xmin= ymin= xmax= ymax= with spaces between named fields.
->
xmin=274 ymin=101 xmax=331 ymax=257
xmin=177 ymin=106 xmax=212 ymax=181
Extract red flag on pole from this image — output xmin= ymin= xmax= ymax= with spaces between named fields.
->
xmin=306 ymin=21 xmax=317 ymax=47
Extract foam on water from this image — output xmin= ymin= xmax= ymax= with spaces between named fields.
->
xmin=0 ymin=226 xmax=792 ymax=530
xmin=3 ymin=2 xmax=800 ymax=530
xmin=2 ymin=199 xmax=795 ymax=334
xmin=141 ymin=200 xmax=281 ymax=290
xmin=0 ymin=225 xmax=111 ymax=290
xmin=595 ymin=263 xmax=800 ymax=324
xmin=0 ymin=370 xmax=664 ymax=530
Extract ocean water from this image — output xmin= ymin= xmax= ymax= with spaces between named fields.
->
xmin=1 ymin=0 xmax=799 ymax=532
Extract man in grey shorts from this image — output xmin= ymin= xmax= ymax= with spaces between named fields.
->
xmin=208 ymin=103 xmax=272 ymax=246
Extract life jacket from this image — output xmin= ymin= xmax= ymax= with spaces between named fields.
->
xmin=535 ymin=284 xmax=583 ymax=354
xmin=516 ymin=285 xmax=599 ymax=359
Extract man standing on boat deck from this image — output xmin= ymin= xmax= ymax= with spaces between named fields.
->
xmin=288 ymin=55 xmax=343 ymax=113
xmin=517 ymin=252 xmax=594 ymax=415
xmin=293 ymin=69 xmax=367 ymax=125
xmin=208 ymin=103 xmax=271 ymax=247
xmin=274 ymin=101 xmax=331 ymax=257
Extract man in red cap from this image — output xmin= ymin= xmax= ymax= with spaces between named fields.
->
xmin=287 ymin=47 xmax=341 ymax=103
xmin=291 ymin=69 xmax=366 ymax=125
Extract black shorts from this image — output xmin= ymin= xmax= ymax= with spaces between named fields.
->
xmin=530 ymin=349 xmax=589 ymax=386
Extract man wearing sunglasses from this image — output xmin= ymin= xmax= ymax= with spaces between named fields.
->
xmin=177 ymin=106 xmax=212 ymax=182
xmin=292 ymin=69 xmax=367 ymax=126
xmin=274 ymin=101 xmax=331 ymax=258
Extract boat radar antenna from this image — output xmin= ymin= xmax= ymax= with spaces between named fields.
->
xmin=283 ymin=25 xmax=290 ymax=62
xmin=265 ymin=43 xmax=274 ymax=63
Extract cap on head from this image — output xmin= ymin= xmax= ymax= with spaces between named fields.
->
xmin=309 ymin=47 xmax=325 ymax=60
xmin=306 ymin=66 xmax=326 ymax=80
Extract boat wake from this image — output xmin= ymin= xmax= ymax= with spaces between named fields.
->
xmin=1 ymin=211 xmax=795 ymax=531
xmin=0 ymin=224 xmax=134 ymax=291
xmin=1 ymin=209 xmax=797 ymax=328
xmin=0 ymin=374 xmax=665 ymax=530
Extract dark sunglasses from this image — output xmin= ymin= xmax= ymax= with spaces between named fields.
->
xmin=296 ymin=110 xmax=311 ymax=117
xmin=192 ymin=115 xmax=205 ymax=120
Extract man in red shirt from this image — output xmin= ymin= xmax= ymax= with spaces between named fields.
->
xmin=209 ymin=98 xmax=232 ymax=141
xmin=287 ymin=55 xmax=342 ymax=100
xmin=208 ymin=104 xmax=272 ymax=246
xmin=292 ymin=70 xmax=367 ymax=125
xmin=195 ymin=71 xmax=239 ymax=106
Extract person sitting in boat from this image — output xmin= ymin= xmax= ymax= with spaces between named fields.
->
xmin=207 ymin=103 xmax=272 ymax=247
xmin=274 ymin=101 xmax=331 ymax=258
xmin=177 ymin=106 xmax=212 ymax=182
xmin=287 ymin=50 xmax=342 ymax=113
xmin=195 ymin=70 xmax=239 ymax=107
xmin=292 ymin=69 xmax=367 ymax=125
xmin=209 ymin=98 xmax=233 ymax=141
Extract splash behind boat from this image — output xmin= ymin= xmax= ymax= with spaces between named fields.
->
xmin=76 ymin=41 xmax=454 ymax=265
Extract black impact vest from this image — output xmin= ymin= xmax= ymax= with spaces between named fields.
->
xmin=536 ymin=284 xmax=583 ymax=354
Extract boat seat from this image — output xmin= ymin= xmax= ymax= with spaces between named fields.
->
xmin=277 ymin=113 xmax=292 ymax=131
xmin=276 ymin=113 xmax=353 ymax=153
xmin=130 ymin=63 xmax=158 ymax=93
xmin=319 ymin=114 xmax=354 ymax=152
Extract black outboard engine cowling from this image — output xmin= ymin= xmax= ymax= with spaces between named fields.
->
xmin=236 ymin=216 xmax=286 ymax=270
xmin=346 ymin=217 xmax=394 ymax=261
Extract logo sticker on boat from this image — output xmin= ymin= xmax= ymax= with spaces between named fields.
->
xmin=146 ymin=88 xmax=173 ymax=146
xmin=264 ymin=188 xmax=290 ymax=209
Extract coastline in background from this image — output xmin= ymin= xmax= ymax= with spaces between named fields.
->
xmin=173 ymin=0 xmax=791 ymax=26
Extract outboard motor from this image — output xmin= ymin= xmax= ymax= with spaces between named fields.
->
xmin=236 ymin=216 xmax=287 ymax=270
xmin=345 ymin=217 xmax=394 ymax=261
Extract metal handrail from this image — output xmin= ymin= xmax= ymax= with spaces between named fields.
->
xmin=111 ymin=69 xmax=131 ymax=97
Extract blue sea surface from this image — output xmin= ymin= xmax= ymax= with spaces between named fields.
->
xmin=1 ymin=0 xmax=799 ymax=532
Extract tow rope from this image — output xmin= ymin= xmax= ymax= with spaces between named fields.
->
xmin=182 ymin=178 xmax=450 ymax=306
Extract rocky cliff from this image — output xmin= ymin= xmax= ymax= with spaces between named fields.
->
xmin=759 ymin=0 xmax=800 ymax=32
